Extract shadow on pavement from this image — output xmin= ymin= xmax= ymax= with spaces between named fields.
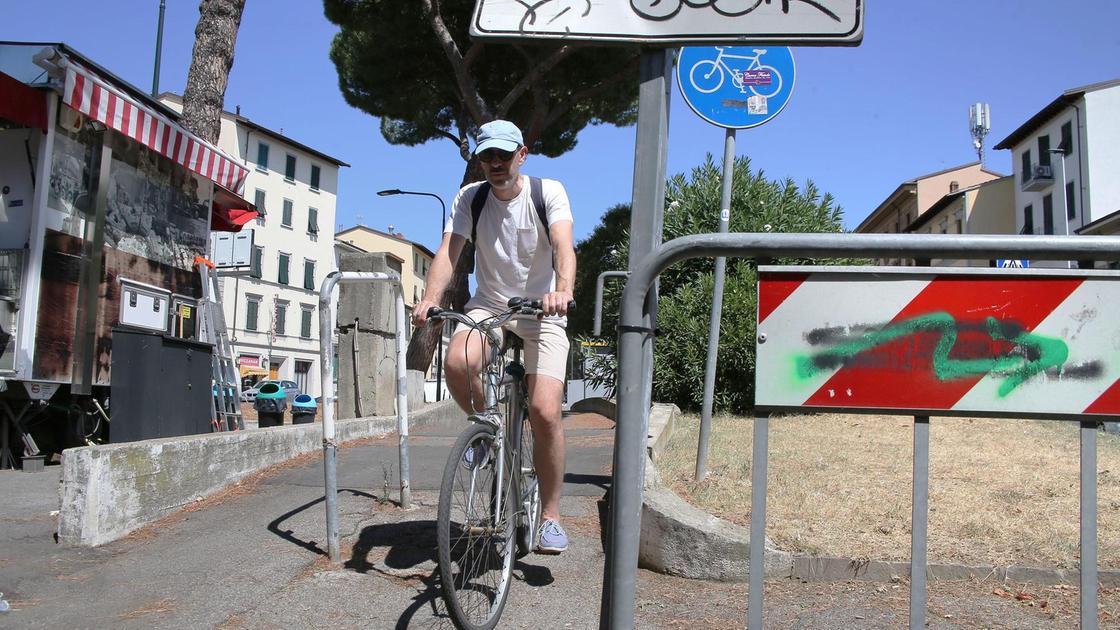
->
xmin=266 ymin=488 xmax=379 ymax=556
xmin=564 ymin=472 xmax=611 ymax=492
xmin=343 ymin=518 xmax=556 ymax=629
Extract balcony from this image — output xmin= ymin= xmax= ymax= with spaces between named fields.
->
xmin=1022 ymin=164 xmax=1053 ymax=192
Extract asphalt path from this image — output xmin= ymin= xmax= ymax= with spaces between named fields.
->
xmin=1 ymin=408 xmax=1109 ymax=628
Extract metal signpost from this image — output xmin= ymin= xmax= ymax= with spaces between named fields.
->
xmin=677 ymin=45 xmax=795 ymax=480
xmin=470 ymin=2 xmax=863 ymax=627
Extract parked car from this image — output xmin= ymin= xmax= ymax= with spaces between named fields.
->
xmin=241 ymin=380 xmax=300 ymax=404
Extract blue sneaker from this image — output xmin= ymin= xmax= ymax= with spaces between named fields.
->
xmin=536 ymin=519 xmax=568 ymax=554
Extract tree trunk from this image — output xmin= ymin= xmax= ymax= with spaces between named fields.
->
xmin=181 ymin=0 xmax=246 ymax=144
xmin=405 ymin=159 xmax=483 ymax=372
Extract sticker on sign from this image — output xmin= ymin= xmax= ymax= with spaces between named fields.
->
xmin=470 ymin=0 xmax=863 ymax=45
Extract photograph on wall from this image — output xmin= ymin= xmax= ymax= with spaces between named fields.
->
xmin=103 ymin=131 xmax=210 ymax=270
xmin=47 ymin=122 xmax=97 ymax=237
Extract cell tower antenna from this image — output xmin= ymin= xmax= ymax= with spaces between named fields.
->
xmin=969 ymin=102 xmax=991 ymax=165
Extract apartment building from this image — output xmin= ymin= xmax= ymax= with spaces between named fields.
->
xmin=854 ymin=162 xmax=1003 ymax=264
xmin=903 ymin=176 xmax=1014 ymax=266
xmin=335 ymin=226 xmax=435 ymax=311
xmin=993 ymin=79 xmax=1120 ymax=242
xmin=160 ymin=94 xmax=348 ymax=397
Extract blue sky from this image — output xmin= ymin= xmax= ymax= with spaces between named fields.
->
xmin=4 ymin=1 xmax=1118 ymax=254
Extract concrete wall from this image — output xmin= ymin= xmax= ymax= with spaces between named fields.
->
xmin=1084 ymin=86 xmax=1120 ymax=224
xmin=58 ymin=400 xmax=459 ymax=547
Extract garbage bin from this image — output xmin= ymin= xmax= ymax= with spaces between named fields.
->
xmin=291 ymin=394 xmax=317 ymax=425
xmin=254 ymin=383 xmax=287 ymax=428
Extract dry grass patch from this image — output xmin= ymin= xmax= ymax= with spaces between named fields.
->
xmin=657 ymin=412 xmax=1120 ymax=569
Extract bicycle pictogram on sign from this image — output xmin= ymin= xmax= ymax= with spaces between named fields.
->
xmin=688 ymin=46 xmax=783 ymax=98
xmin=677 ymin=45 xmax=795 ymax=130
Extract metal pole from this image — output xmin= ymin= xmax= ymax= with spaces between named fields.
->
xmin=151 ymin=0 xmax=165 ymax=97
xmin=697 ymin=129 xmax=736 ymax=480
xmin=1080 ymin=419 xmax=1099 ymax=630
xmin=319 ymin=270 xmax=407 ymax=562
xmin=604 ymin=231 xmax=1120 ymax=628
xmin=1052 ymin=150 xmax=1073 ymax=269
xmin=602 ymin=48 xmax=672 ymax=630
xmin=592 ymin=271 xmax=629 ymax=337
xmin=747 ymin=413 xmax=768 ymax=630
xmin=395 ymin=284 xmax=411 ymax=509
xmin=436 ymin=196 xmax=446 ymax=401
xmin=910 ymin=416 xmax=930 ymax=630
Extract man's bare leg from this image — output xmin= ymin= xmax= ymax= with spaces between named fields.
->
xmin=444 ymin=330 xmax=490 ymax=414
xmin=526 ymin=374 xmax=566 ymax=522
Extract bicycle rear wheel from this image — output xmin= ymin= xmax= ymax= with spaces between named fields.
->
xmin=437 ymin=423 xmax=515 ymax=630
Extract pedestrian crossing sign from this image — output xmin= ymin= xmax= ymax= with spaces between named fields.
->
xmin=997 ymin=259 xmax=1029 ymax=268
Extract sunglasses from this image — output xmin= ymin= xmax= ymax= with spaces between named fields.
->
xmin=478 ymin=147 xmax=519 ymax=163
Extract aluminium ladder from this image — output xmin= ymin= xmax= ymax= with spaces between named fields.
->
xmin=196 ymin=257 xmax=244 ymax=431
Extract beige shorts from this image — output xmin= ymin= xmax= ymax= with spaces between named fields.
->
xmin=453 ymin=308 xmax=570 ymax=382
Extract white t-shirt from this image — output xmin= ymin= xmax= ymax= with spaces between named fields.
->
xmin=446 ymin=177 xmax=573 ymax=319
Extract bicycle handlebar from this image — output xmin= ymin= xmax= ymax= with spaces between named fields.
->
xmin=426 ymin=297 xmax=576 ymax=324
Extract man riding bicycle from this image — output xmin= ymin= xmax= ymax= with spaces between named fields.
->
xmin=412 ymin=119 xmax=576 ymax=554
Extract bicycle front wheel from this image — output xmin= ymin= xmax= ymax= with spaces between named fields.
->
xmin=437 ymin=423 xmax=515 ymax=630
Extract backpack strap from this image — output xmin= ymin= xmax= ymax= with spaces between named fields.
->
xmin=469 ymin=177 xmax=552 ymax=244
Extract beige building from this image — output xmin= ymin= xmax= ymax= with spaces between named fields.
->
xmin=904 ymin=176 xmax=1015 ymax=266
xmin=855 ymin=162 xmax=1003 ymax=265
xmin=335 ymin=226 xmax=435 ymax=310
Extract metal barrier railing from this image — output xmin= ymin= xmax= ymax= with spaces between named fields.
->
xmin=593 ymin=270 xmax=629 ymax=337
xmin=603 ymin=232 xmax=1120 ymax=630
xmin=318 ymin=270 xmax=409 ymax=563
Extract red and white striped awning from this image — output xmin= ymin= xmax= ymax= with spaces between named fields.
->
xmin=60 ymin=57 xmax=248 ymax=194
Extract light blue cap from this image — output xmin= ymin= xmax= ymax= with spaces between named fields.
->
xmin=474 ymin=120 xmax=523 ymax=155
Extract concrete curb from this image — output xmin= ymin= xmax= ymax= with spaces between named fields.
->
xmin=569 ymin=396 xmax=616 ymax=419
xmin=58 ymin=400 xmax=461 ymax=546
xmin=639 ymin=403 xmax=792 ymax=580
xmin=637 ymin=404 xmax=1120 ymax=586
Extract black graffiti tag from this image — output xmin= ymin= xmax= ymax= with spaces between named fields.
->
xmin=630 ymin=0 xmax=842 ymax=22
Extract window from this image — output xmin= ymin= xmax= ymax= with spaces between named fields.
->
xmin=282 ymin=199 xmax=293 ymax=228
xmin=250 ymin=245 xmax=263 ymax=278
xmin=246 ymin=297 xmax=260 ymax=331
xmin=1066 ymin=180 xmax=1077 ymax=220
xmin=1042 ymin=194 xmax=1054 ymax=235
xmin=285 ymin=154 xmax=296 ymax=182
xmin=954 ymin=212 xmax=963 ymax=234
xmin=310 ymin=165 xmax=321 ymax=191
xmin=414 ymin=253 xmax=420 ymax=273
xmin=1060 ymin=121 xmax=1073 ymax=155
xmin=254 ymin=189 xmax=267 ymax=224
xmin=1021 ymin=150 xmax=1031 ymax=182
xmin=278 ymin=253 xmax=290 ymax=285
xmin=256 ymin=142 xmax=269 ymax=171
xmin=1038 ymin=135 xmax=1051 ymax=167
xmin=301 ymin=307 xmax=313 ymax=338
xmin=303 ymin=259 xmax=315 ymax=290
xmin=275 ymin=301 xmax=287 ymax=336
xmin=307 ymin=207 xmax=319 ymax=234
xmin=1023 ymin=204 xmax=1034 ymax=234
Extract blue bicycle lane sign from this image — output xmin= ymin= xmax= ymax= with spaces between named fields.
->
xmin=677 ymin=46 xmax=796 ymax=129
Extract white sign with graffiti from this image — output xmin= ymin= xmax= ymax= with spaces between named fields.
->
xmin=470 ymin=0 xmax=863 ymax=45
xmin=755 ymin=266 xmax=1120 ymax=419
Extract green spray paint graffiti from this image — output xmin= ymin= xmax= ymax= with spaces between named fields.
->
xmin=794 ymin=312 xmax=1069 ymax=397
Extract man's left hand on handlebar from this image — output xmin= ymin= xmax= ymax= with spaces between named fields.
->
xmin=541 ymin=290 xmax=574 ymax=317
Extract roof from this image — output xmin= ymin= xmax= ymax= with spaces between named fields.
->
xmin=336 ymin=225 xmax=436 ymax=259
xmin=994 ymin=78 xmax=1120 ymax=150
xmin=854 ymin=161 xmax=1002 ymax=233
xmin=1 ymin=41 xmax=183 ymax=119
xmin=159 ymin=92 xmax=349 ymax=167
xmin=1077 ymin=208 xmax=1120 ymax=236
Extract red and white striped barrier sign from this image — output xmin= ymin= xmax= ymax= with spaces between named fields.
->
xmin=755 ymin=266 xmax=1120 ymax=418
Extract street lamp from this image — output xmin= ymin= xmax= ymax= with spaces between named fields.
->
xmin=1048 ymin=147 xmax=1073 ymax=269
xmin=377 ymin=188 xmax=447 ymax=401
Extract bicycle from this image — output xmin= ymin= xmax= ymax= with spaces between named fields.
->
xmin=427 ymin=297 xmax=561 ymax=630
xmin=688 ymin=46 xmax=783 ymax=98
